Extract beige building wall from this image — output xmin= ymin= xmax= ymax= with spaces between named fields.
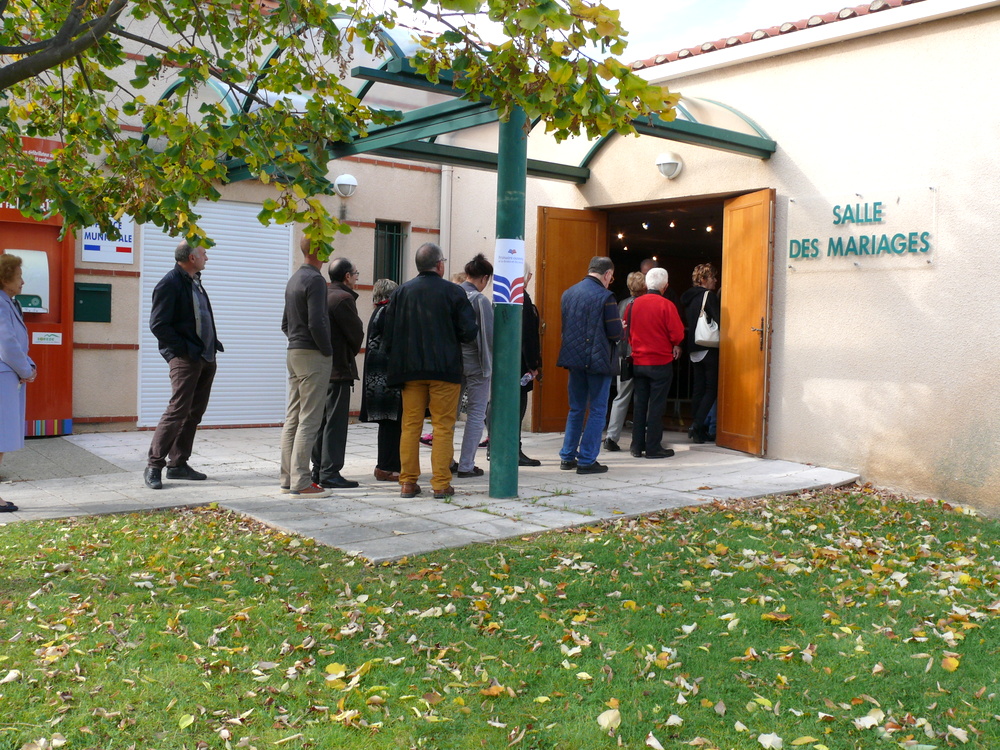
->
xmin=447 ymin=3 xmax=1000 ymax=511
xmin=71 ymin=157 xmax=442 ymax=425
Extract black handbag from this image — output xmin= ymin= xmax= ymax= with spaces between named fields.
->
xmin=620 ymin=355 xmax=634 ymax=381
xmin=619 ymin=299 xmax=634 ymax=380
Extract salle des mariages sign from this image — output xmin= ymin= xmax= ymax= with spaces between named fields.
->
xmin=787 ymin=188 xmax=936 ymax=264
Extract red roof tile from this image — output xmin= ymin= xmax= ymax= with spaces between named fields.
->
xmin=629 ymin=0 xmax=921 ymax=70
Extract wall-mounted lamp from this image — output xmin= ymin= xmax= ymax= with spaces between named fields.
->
xmin=332 ymin=174 xmax=358 ymax=198
xmin=655 ymin=152 xmax=683 ymax=180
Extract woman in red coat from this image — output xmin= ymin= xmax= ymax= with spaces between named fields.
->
xmin=627 ymin=267 xmax=685 ymax=458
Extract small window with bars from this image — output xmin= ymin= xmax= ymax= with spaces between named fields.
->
xmin=374 ymin=221 xmax=405 ymax=283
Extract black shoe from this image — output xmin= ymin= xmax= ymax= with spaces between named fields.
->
xmin=646 ymin=448 xmax=675 ymax=459
xmin=457 ymin=466 xmax=484 ymax=478
xmin=560 ymin=459 xmax=578 ymax=471
xmin=166 ymin=464 xmax=207 ymax=481
xmin=144 ymin=466 xmax=163 ymax=489
xmin=0 ymin=500 xmax=18 ymax=513
xmin=576 ymin=461 xmax=609 ymax=475
xmin=629 ymin=446 xmax=643 ymax=457
xmin=518 ymin=452 xmax=541 ymax=467
xmin=450 ymin=461 xmax=459 ymax=474
xmin=320 ymin=476 xmax=360 ymax=489
xmin=603 ymin=438 xmax=620 ymax=452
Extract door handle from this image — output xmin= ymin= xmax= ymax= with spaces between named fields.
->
xmin=750 ymin=318 xmax=764 ymax=351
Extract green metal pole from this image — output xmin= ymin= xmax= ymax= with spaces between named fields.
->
xmin=489 ymin=107 xmax=527 ymax=498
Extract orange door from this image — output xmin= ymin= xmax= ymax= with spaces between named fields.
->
xmin=0 ymin=218 xmax=75 ymax=435
xmin=533 ymin=207 xmax=608 ymax=432
xmin=717 ymin=189 xmax=775 ymax=455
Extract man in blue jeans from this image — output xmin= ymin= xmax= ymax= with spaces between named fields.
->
xmin=557 ymin=256 xmax=623 ymax=474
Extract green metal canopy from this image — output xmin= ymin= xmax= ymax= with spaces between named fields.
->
xmin=211 ymin=36 xmax=777 ymax=185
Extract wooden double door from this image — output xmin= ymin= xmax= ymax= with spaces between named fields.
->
xmin=533 ymin=189 xmax=775 ymax=456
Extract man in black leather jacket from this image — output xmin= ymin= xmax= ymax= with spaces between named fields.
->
xmin=383 ymin=243 xmax=477 ymax=500
xmin=144 ymin=242 xmax=223 ymax=489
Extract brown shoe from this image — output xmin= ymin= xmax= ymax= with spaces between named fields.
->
xmin=400 ymin=482 xmax=421 ymax=498
xmin=374 ymin=468 xmax=400 ymax=482
xmin=433 ymin=485 xmax=456 ymax=499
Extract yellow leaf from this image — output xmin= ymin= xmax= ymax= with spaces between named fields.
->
xmin=480 ymin=684 xmax=507 ymax=697
xmin=791 ymin=739 xmax=819 ymax=746
xmin=762 ymin=612 xmax=792 ymax=623
xmin=534 ymin=696 xmax=550 ymax=704
xmin=942 ymin=656 xmax=960 ymax=672
xmin=622 ymin=600 xmax=639 ymax=611
xmin=325 ymin=663 xmax=347 ymax=678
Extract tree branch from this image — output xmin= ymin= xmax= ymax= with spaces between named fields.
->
xmin=0 ymin=0 xmax=129 ymax=90
xmin=108 ymin=25 xmax=280 ymax=111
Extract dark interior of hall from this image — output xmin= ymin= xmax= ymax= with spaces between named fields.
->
xmin=604 ymin=199 xmax=725 ymax=432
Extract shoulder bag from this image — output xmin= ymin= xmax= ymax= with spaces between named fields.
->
xmin=694 ymin=291 xmax=720 ymax=348
xmin=620 ymin=300 xmax=634 ymax=380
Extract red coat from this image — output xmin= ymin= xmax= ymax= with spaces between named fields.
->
xmin=628 ymin=292 xmax=685 ymax=366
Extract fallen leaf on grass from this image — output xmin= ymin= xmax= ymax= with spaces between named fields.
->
xmin=645 ymin=732 xmax=665 ymax=749
xmin=761 ymin=612 xmax=792 ymax=623
xmin=758 ymin=732 xmax=783 ymax=748
xmin=948 ymin=725 xmax=969 ymax=743
xmin=942 ymin=656 xmax=960 ymax=672
xmin=597 ymin=708 xmax=621 ymax=731
xmin=790 ymin=738 xmax=819 ymax=746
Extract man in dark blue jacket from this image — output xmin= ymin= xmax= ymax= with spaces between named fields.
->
xmin=145 ymin=242 xmax=223 ymax=489
xmin=383 ymin=243 xmax=478 ymax=500
xmin=557 ymin=256 xmax=623 ymax=474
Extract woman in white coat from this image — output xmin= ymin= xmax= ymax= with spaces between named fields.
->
xmin=0 ymin=253 xmax=37 ymax=512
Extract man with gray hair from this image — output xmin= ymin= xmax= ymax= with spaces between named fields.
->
xmin=144 ymin=242 xmax=223 ymax=489
xmin=383 ymin=243 xmax=478 ymax=499
xmin=557 ymin=255 xmax=623 ymax=475
xmin=310 ymin=257 xmax=364 ymax=489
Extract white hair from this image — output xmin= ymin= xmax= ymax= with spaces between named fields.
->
xmin=645 ymin=267 xmax=669 ymax=292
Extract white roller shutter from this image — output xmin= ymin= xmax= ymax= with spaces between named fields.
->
xmin=138 ymin=201 xmax=293 ymax=427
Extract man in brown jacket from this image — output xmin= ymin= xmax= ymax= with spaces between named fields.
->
xmin=311 ymin=257 xmax=364 ymax=488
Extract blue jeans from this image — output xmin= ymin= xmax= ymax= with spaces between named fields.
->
xmin=560 ymin=369 xmax=611 ymax=466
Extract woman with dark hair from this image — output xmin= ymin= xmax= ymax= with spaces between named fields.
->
xmin=455 ymin=253 xmax=493 ymax=477
xmin=679 ymin=263 xmax=721 ymax=443
xmin=360 ymin=278 xmax=401 ymax=481
xmin=0 ymin=253 xmax=36 ymax=512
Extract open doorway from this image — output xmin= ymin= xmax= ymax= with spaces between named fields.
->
xmin=535 ymin=189 xmax=774 ymax=455
xmin=605 ymin=199 xmax=724 ymax=435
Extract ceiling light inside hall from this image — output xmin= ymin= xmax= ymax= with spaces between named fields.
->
xmin=623 ymin=246 xmax=629 ymax=252
xmin=706 ymin=225 xmax=713 ymax=232
xmin=669 ymin=221 xmax=675 ymax=228
xmin=642 ymin=222 xmax=649 ymax=230
xmin=617 ymin=232 xmax=624 ymax=239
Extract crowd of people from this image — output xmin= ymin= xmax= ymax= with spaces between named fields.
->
xmin=0 ymin=241 xmax=720 ymax=513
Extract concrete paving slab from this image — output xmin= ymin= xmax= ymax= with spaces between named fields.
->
xmin=0 ymin=425 xmax=861 ymax=562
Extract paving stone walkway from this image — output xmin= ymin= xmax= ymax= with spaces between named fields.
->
xmin=0 ymin=425 xmax=858 ymax=562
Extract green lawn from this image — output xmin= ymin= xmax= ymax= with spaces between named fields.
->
xmin=2 ymin=487 xmax=998 ymax=749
